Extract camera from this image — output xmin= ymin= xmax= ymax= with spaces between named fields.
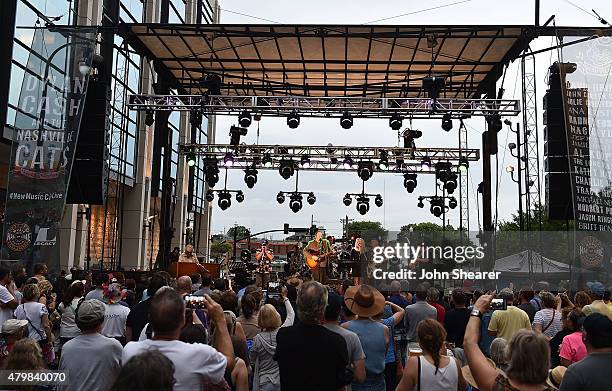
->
xmin=490 ymin=298 xmax=507 ymax=311
xmin=265 ymin=282 xmax=283 ymax=303
xmin=185 ymin=295 xmax=206 ymax=309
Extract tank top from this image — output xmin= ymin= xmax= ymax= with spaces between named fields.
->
xmin=418 ymin=355 xmax=458 ymax=391
xmin=347 ymin=319 xmax=387 ymax=374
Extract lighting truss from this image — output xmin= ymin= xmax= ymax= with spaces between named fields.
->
xmin=127 ymin=95 xmax=520 ymax=118
xmin=182 ymin=144 xmax=479 ymax=175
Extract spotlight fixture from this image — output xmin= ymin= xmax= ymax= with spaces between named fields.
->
xmin=343 ymin=156 xmax=354 ymax=169
xmin=402 ymin=129 xmax=423 ymax=148
xmin=235 ymin=190 xmax=245 ymax=203
xmin=144 ymin=110 xmax=154 ymax=127
xmin=420 ymin=156 xmax=432 ymax=169
xmin=378 ymin=150 xmax=389 ymax=170
xmin=287 ymin=111 xmax=300 ymax=129
xmin=244 ymin=168 xmax=258 ymax=188
xmin=487 ymin=114 xmax=503 ymax=132
xmin=340 ymin=111 xmax=353 ymax=129
xmin=444 ymin=173 xmax=458 ymax=194
xmin=186 ymin=151 xmax=196 ymax=167
xmin=218 ymin=191 xmax=232 ymax=210
xmin=448 ymin=197 xmax=457 ymax=209
xmin=506 ymin=165 xmax=515 ymax=173
xmin=229 ymin=125 xmax=248 ymax=146
xmin=276 ymin=192 xmax=286 ymax=204
xmin=356 ymin=195 xmax=370 ymax=215
xmin=343 ymin=194 xmax=352 ymax=206
xmin=223 ymin=152 xmax=234 ymax=167
xmin=204 ymin=158 xmax=220 ymax=187
xmin=205 ymin=190 xmax=215 ymax=202
xmin=441 ymin=113 xmax=453 ymax=131
xmin=430 ymin=196 xmax=445 ymax=217
xmin=435 ymin=162 xmax=452 ymax=183
xmin=403 ymin=173 xmax=418 ymax=193
xmin=417 ymin=197 xmax=425 ymax=208
xmin=278 ymin=159 xmax=295 ymax=180
xmin=422 ymin=77 xmax=445 ymax=100
xmin=262 ymin=153 xmax=273 ymax=168
xmin=289 ymin=193 xmax=303 ymax=213
xmin=357 ymin=162 xmax=374 ymax=181
xmin=238 ymin=111 xmax=252 ymax=128
xmin=458 ymin=156 xmax=469 ymax=172
xmin=300 ymin=155 xmax=311 ymax=168
xmin=199 ymin=73 xmax=221 ymax=95
xmin=374 ymin=194 xmax=383 ymax=207
xmin=389 ymin=114 xmax=403 ymax=130
xmin=306 ymin=192 xmax=316 ymax=205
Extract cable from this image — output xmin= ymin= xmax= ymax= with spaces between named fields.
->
xmin=219 ymin=8 xmax=280 ymax=24
xmin=561 ymin=0 xmax=597 ymax=19
xmin=364 ymin=0 xmax=473 ymax=24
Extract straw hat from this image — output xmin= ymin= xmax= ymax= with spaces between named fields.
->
xmin=461 ymin=358 xmax=499 ymax=389
xmin=343 ymin=285 xmax=385 ymax=317
xmin=546 ymin=366 xmax=567 ymax=390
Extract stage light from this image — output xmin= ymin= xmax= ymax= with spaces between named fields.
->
xmin=243 ymin=168 xmax=258 ymax=188
xmin=343 ymin=156 xmax=354 ymax=169
xmin=229 ymin=125 xmax=248 ymax=146
xmin=403 ymin=129 xmax=423 ymax=148
xmin=235 ymin=191 xmax=245 ymax=203
xmin=508 ymin=142 xmax=516 ymax=150
xmin=378 ymin=150 xmax=389 ymax=170
xmin=205 ymin=190 xmax=215 ymax=202
xmin=430 ymin=197 xmax=444 ymax=217
xmin=238 ymin=111 xmax=252 ymax=128
xmin=389 ymin=114 xmax=403 ymax=130
xmin=300 ymin=155 xmax=311 ymax=168
xmin=487 ymin=114 xmax=503 ymax=132
xmin=289 ymin=193 xmax=303 ymax=213
xmin=403 ymin=173 xmax=418 ymax=193
xmin=340 ymin=111 xmax=353 ymax=129
xmin=435 ymin=162 xmax=452 ymax=183
xmin=144 ymin=110 xmax=154 ymax=126
xmin=343 ymin=194 xmax=352 ymax=206
xmin=356 ymin=195 xmax=370 ymax=215
xmin=420 ymin=156 xmax=432 ymax=169
xmin=278 ymin=159 xmax=295 ymax=180
xmin=223 ymin=152 xmax=234 ymax=167
xmin=506 ymin=165 xmax=515 ymax=173
xmin=287 ymin=111 xmax=300 ymax=129
xmin=262 ymin=153 xmax=273 ymax=168
xmin=449 ymin=197 xmax=457 ymax=209
xmin=204 ymin=158 xmax=220 ymax=187
xmin=218 ymin=191 xmax=232 ymax=210
xmin=417 ymin=197 xmax=425 ymax=208
xmin=357 ymin=162 xmax=374 ymax=181
xmin=374 ymin=194 xmax=383 ymax=207
xmin=444 ymin=173 xmax=458 ymax=194
xmin=441 ymin=113 xmax=453 ymax=131
xmin=276 ymin=192 xmax=285 ymax=204
xmin=200 ymin=73 xmax=221 ymax=95
xmin=458 ymin=157 xmax=469 ymax=172
xmin=422 ymin=77 xmax=445 ymax=100
xmin=186 ymin=151 xmax=196 ymax=167
xmin=306 ymin=192 xmax=316 ymax=205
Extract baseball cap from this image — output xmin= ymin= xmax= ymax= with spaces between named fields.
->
xmin=2 ymin=319 xmax=28 ymax=334
xmin=586 ymin=281 xmax=605 ymax=297
xmin=76 ymin=299 xmax=106 ymax=324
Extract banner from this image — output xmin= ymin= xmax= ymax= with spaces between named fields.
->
xmin=0 ymin=28 xmax=97 ymax=271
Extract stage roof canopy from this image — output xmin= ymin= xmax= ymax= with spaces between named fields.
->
xmin=119 ymin=24 xmax=542 ymax=98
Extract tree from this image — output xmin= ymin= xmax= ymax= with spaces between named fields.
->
xmin=227 ymin=225 xmax=251 ymax=240
xmin=346 ymin=221 xmax=387 ymax=244
xmin=210 ymin=241 xmax=232 ymax=256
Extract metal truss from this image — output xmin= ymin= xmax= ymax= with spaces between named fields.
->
xmin=128 ymin=94 xmax=520 ymax=118
xmin=458 ymin=121 xmax=470 ymax=236
xmin=183 ymin=143 xmax=479 ymax=174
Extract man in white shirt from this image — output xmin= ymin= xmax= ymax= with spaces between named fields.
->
xmin=123 ymin=289 xmax=234 ymax=391
xmin=0 ymin=267 xmax=18 ymax=325
xmin=59 ymin=299 xmax=123 ymax=391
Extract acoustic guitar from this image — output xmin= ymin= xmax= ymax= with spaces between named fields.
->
xmin=305 ymin=249 xmax=337 ymax=270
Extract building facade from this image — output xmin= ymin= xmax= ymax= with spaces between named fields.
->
xmin=0 ymin=0 xmax=219 ymax=271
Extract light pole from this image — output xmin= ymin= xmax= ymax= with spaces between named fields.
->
xmin=506 ymin=120 xmax=524 ymax=231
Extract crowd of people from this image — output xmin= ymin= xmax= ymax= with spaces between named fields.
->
xmin=0 ymin=263 xmax=610 ymax=391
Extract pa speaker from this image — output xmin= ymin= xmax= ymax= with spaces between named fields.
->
xmin=66 ymin=79 xmax=109 ymax=205
xmin=545 ymin=173 xmax=574 ymax=220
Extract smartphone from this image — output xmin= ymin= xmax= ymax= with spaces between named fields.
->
xmin=490 ymin=298 xmax=507 ymax=311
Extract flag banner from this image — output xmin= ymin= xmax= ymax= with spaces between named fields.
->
xmin=1 ymin=28 xmax=97 ymax=272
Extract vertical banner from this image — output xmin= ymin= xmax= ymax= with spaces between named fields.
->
xmin=1 ymin=28 xmax=97 ymax=272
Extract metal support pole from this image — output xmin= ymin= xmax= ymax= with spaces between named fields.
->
xmin=481 ymin=130 xmax=494 ymax=272
xmin=515 ymin=124 xmax=524 ymax=231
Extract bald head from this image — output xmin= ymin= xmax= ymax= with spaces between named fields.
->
xmin=177 ymin=275 xmax=192 ymax=294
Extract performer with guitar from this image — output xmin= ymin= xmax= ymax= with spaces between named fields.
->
xmin=303 ymin=229 xmax=334 ymax=283
xmin=255 ymin=239 xmax=274 ymax=288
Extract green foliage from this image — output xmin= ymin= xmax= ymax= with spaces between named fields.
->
xmin=346 ymin=221 xmax=387 ymax=244
xmin=227 ymin=225 xmax=251 ymax=240
xmin=210 ymin=241 xmax=232 ymax=255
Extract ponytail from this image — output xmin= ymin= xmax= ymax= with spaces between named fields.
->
xmin=416 ymin=318 xmax=447 ymax=375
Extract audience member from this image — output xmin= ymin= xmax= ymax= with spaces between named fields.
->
xmin=112 ymin=350 xmax=175 ymax=391
xmin=59 ymin=299 xmax=123 ymax=391
xmin=237 ymin=293 xmax=260 ymax=340
xmin=219 ymin=290 xmax=239 ymax=316
xmin=488 ymin=288 xmax=531 ymax=342
xmin=559 ymin=308 xmax=586 ymax=366
xmin=5 ymin=338 xmax=46 ymax=371
xmin=32 ymin=263 xmax=48 ymax=282
xmin=489 ymin=338 xmax=508 ymax=373
xmin=404 ymin=284 xmax=437 ymax=349
xmin=85 ymin=273 xmax=108 ymax=301
xmin=190 ymin=273 xmax=202 ymax=292
xmin=549 ymin=307 xmax=574 ymax=368
xmin=559 ymin=313 xmax=612 ymax=391
xmin=533 ymin=292 xmax=562 ymax=339
xmin=57 ymin=281 xmax=85 ymax=345
xmin=0 ymin=319 xmax=28 ymax=366
xmin=573 ymin=291 xmax=591 ymax=309
xmin=101 ymin=283 xmax=130 ymax=344
xmin=125 ymin=273 xmax=167 ymax=341
xmin=194 ymin=274 xmax=213 ymax=296
xmin=444 ymin=288 xmax=471 ymax=348
xmin=387 ymin=281 xmax=409 ymax=308
xmin=378 ymin=300 xmax=405 ymax=391
xmin=530 ymin=281 xmax=549 ymax=312
xmin=427 ymin=287 xmax=446 ymax=324
xmin=15 ymin=284 xmax=54 ymax=347
xmin=516 ymin=289 xmax=536 ymax=323
xmin=123 ymin=289 xmax=233 ymax=391
xmin=0 ymin=266 xmax=18 ymax=325
xmin=581 ymin=281 xmax=612 ymax=320
xmin=210 ymin=311 xmax=249 ymax=391
xmin=124 ymin=279 xmax=137 ymax=308
xmin=396 ymin=319 xmax=466 ymax=391
xmin=276 ymin=281 xmax=350 ymax=391
xmin=176 ymin=276 xmax=192 ymax=297
xmin=546 ymin=366 xmax=567 ymax=391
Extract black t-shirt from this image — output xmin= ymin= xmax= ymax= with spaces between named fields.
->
xmin=275 ymin=323 xmax=349 ymax=391
xmin=125 ymin=298 xmax=152 ymax=341
xmin=517 ymin=302 xmax=537 ymax=323
xmin=444 ymin=307 xmax=471 ymax=348
xmin=549 ymin=329 xmax=571 ymax=367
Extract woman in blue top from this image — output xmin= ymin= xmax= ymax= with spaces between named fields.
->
xmin=375 ymin=301 xmax=405 ymax=391
xmin=343 ymin=285 xmax=389 ymax=391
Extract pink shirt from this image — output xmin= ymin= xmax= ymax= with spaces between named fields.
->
xmin=559 ymin=331 xmax=587 ymax=364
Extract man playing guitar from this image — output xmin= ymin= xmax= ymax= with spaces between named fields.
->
xmin=303 ymin=229 xmax=333 ymax=283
